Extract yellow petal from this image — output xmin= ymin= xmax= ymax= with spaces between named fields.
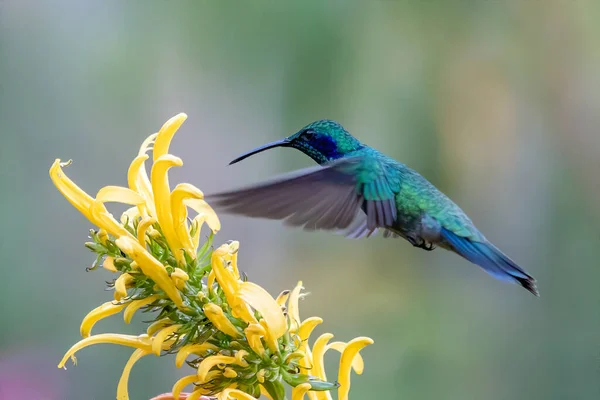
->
xmin=187 ymin=388 xmax=211 ymax=400
xmin=136 ymin=216 xmax=157 ymax=246
xmin=288 ymin=281 xmax=304 ymax=331
xmin=123 ymin=295 xmax=160 ymax=324
xmin=203 ymin=303 xmax=242 ymax=338
xmin=90 ymin=201 xmax=133 ymax=239
xmin=172 ymin=375 xmax=199 ymax=399
xmin=93 ymin=186 xmax=145 ymax=238
xmin=153 ymin=113 xmax=187 ymax=161
xmin=197 ymin=355 xmax=236 ymax=382
xmin=327 ymin=342 xmax=364 ymax=375
xmin=276 ymin=290 xmax=291 ymax=307
xmin=175 ymin=343 xmax=220 ymax=368
xmin=171 ymin=183 xmax=205 ymax=256
xmin=259 ymin=319 xmax=280 ymax=354
xmin=96 ymin=185 xmax=145 ymax=206
xmin=337 ymin=337 xmax=374 ymax=400
xmin=58 ymin=333 xmax=153 ymax=368
xmin=311 ymin=333 xmax=333 ymax=381
xmin=171 ymin=267 xmax=190 ymax=291
xmin=237 ymin=282 xmax=287 ymax=339
xmin=298 ymin=317 xmax=323 ymax=343
xmin=211 ymin=246 xmax=256 ymax=323
xmin=218 ymin=388 xmax=256 ymax=400
xmin=151 ymin=154 xmax=185 ymax=263
xmin=234 ymin=350 xmax=249 ymax=368
xmin=80 ymin=302 xmax=125 ymax=338
xmin=127 ymin=153 xmax=155 ymax=217
xmin=186 ymin=198 xmax=221 ymax=234
xmin=223 ymin=367 xmax=237 ymax=378
xmin=244 ymin=324 xmax=266 ymax=357
xmin=146 ymin=318 xmax=171 ymax=336
xmin=152 ymin=324 xmax=181 ymax=355
xmin=49 ymin=159 xmax=96 ymax=223
xmin=292 ymin=383 xmax=312 ymax=400
xmin=114 ymin=273 xmax=134 ymax=301
xmin=103 ymin=256 xmax=118 ymax=272
xmin=116 ymin=236 xmax=185 ymax=310
xmin=116 ymin=348 xmax=150 ymax=400
xmin=296 ymin=317 xmax=322 ymax=376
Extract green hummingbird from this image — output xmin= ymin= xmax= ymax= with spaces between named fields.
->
xmin=207 ymin=120 xmax=538 ymax=296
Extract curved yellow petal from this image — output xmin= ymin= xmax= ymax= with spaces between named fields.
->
xmin=337 ymin=337 xmax=374 ymax=400
xmin=103 ymin=256 xmax=118 ymax=272
xmin=123 ymin=295 xmax=160 ymax=324
xmin=186 ymin=198 xmax=221 ymax=234
xmin=114 ymin=273 xmax=134 ymax=301
xmin=171 ymin=375 xmax=198 ymax=399
xmin=116 ymin=237 xmax=185 ymax=310
xmin=223 ymin=367 xmax=237 ymax=378
xmin=116 ymin=348 xmax=150 ymax=400
xmin=218 ymin=388 xmax=256 ymax=400
xmin=237 ymin=282 xmax=286 ymax=339
xmin=259 ymin=319 xmax=280 ymax=354
xmin=175 ymin=343 xmax=220 ymax=368
xmin=203 ymin=303 xmax=241 ymax=338
xmin=146 ymin=318 xmax=171 ymax=336
xmin=58 ymin=333 xmax=153 ymax=368
xmin=244 ymin=324 xmax=266 ymax=357
xmin=276 ymin=290 xmax=291 ymax=307
xmin=127 ymin=152 xmax=155 ymax=217
xmin=151 ymin=154 xmax=185 ymax=263
xmin=187 ymin=388 xmax=211 ymax=400
xmin=152 ymin=324 xmax=181 ymax=355
xmin=288 ymin=281 xmax=304 ymax=331
xmin=153 ymin=113 xmax=187 ymax=161
xmin=80 ymin=302 xmax=125 ymax=338
xmin=136 ymin=216 xmax=157 ymax=246
xmin=90 ymin=201 xmax=133 ymax=239
xmin=292 ymin=383 xmax=312 ymax=400
xmin=311 ymin=333 xmax=334 ymax=382
xmin=49 ymin=159 xmax=96 ymax=223
xmin=96 ymin=185 xmax=145 ymax=206
xmin=197 ymin=355 xmax=236 ymax=382
xmin=327 ymin=342 xmax=364 ymax=375
xmin=171 ymin=183 xmax=204 ymax=256
xmin=298 ymin=317 xmax=323 ymax=343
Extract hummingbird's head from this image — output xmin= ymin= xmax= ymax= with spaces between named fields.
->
xmin=229 ymin=120 xmax=363 ymax=165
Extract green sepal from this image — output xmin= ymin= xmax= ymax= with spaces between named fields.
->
xmin=261 ymin=379 xmax=286 ymax=400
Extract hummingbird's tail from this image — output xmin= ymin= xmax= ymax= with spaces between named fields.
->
xmin=441 ymin=228 xmax=538 ymax=296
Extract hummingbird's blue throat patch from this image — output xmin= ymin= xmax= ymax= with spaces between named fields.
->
xmin=309 ymin=134 xmax=340 ymax=161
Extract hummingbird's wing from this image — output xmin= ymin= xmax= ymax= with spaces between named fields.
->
xmin=206 ymin=156 xmax=397 ymax=232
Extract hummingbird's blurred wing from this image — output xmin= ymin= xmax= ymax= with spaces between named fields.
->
xmin=207 ymin=157 xmax=396 ymax=232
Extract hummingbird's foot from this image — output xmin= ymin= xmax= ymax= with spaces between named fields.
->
xmin=407 ymin=236 xmax=437 ymax=251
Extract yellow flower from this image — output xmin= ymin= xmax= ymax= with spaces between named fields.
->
xmin=52 ymin=113 xmax=372 ymax=400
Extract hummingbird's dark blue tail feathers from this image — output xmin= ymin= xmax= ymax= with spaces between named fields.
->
xmin=441 ymin=228 xmax=538 ymax=296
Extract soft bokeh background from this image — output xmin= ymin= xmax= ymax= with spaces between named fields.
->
xmin=2 ymin=1 xmax=600 ymax=399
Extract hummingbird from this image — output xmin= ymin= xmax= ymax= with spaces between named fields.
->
xmin=207 ymin=120 xmax=538 ymax=296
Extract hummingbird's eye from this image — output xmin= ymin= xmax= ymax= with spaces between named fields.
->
xmin=302 ymin=130 xmax=315 ymax=140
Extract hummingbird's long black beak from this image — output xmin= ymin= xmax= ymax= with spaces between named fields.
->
xmin=229 ymin=138 xmax=291 ymax=165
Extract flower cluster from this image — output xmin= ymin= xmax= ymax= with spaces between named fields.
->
xmin=50 ymin=113 xmax=373 ymax=400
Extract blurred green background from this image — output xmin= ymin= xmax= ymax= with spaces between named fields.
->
xmin=2 ymin=1 xmax=600 ymax=399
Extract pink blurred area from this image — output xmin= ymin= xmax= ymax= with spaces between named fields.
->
xmin=0 ymin=350 xmax=66 ymax=400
